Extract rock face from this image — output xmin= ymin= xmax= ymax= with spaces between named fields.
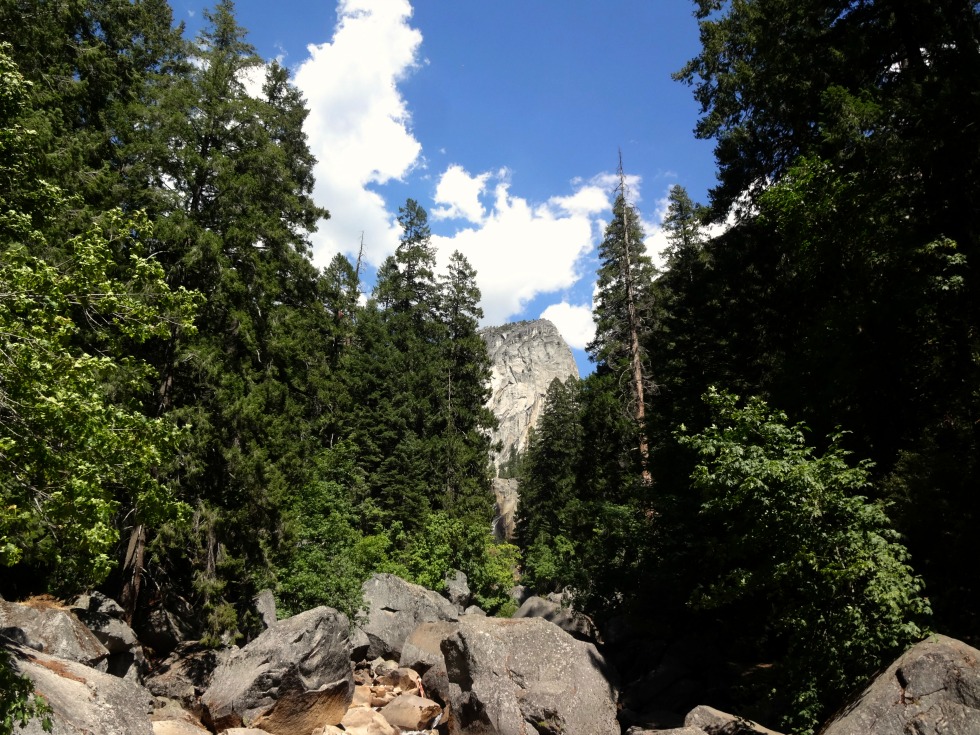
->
xmin=492 ymin=478 xmax=519 ymax=541
xmin=9 ymin=641 xmax=155 ymax=735
xmin=820 ymin=634 xmax=980 ymax=735
xmin=360 ymin=573 xmax=459 ymax=660
xmin=0 ymin=599 xmax=109 ymax=670
xmin=201 ymin=606 xmax=354 ymax=734
xmin=481 ymin=319 xmax=579 ymax=468
xmin=440 ymin=615 xmax=620 ymax=735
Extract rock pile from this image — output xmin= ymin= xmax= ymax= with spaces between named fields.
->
xmin=6 ymin=576 xmax=980 ymax=734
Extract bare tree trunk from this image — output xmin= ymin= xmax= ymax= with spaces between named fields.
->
xmin=120 ymin=522 xmax=145 ymax=625
xmin=618 ymin=154 xmax=653 ymax=485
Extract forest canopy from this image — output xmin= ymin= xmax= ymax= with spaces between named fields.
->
xmin=2 ymin=0 xmax=978 ymax=732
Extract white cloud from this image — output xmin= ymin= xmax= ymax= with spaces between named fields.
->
xmin=432 ymin=164 xmax=491 ymax=223
xmin=432 ymin=171 xmax=615 ymax=326
xmin=644 ymin=192 xmax=672 ymax=270
xmin=540 ymin=302 xmax=595 ymax=350
xmin=293 ymin=0 xmax=423 ymax=268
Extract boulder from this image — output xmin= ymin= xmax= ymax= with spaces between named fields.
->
xmin=444 ymin=569 xmax=472 ymax=611
xmin=378 ymin=665 xmax=422 ymax=693
xmin=0 ymin=599 xmax=108 ymax=670
xmin=399 ymin=620 xmax=458 ymax=705
xmin=340 ymin=707 xmax=398 ymax=735
xmin=251 ymin=589 xmax=277 ymax=630
xmin=685 ymin=705 xmax=783 ymax=734
xmin=820 ymin=634 xmax=980 ymax=735
xmin=201 ymin=606 xmax=354 ymax=734
xmin=151 ymin=721 xmax=209 ymax=735
xmin=512 ymin=594 xmax=599 ymax=642
xmin=379 ymin=692 xmax=443 ymax=730
xmin=70 ymin=592 xmax=144 ymax=680
xmin=7 ymin=640 xmax=154 ymax=734
xmin=441 ymin=615 xmax=619 ymax=735
xmin=360 ymin=573 xmax=458 ymax=660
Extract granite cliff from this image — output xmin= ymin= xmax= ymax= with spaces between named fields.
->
xmin=481 ymin=319 xmax=580 ymax=469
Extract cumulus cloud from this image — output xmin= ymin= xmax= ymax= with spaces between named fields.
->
xmin=293 ymin=0 xmax=423 ymax=268
xmin=432 ymin=164 xmax=491 ymax=223
xmin=540 ymin=302 xmax=596 ymax=351
xmin=432 ymin=169 xmax=615 ymax=326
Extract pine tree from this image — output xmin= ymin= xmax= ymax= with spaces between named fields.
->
xmin=587 ymin=158 xmax=657 ymax=484
xmin=133 ymin=0 xmax=330 ymax=637
xmin=437 ymin=251 xmax=496 ymax=518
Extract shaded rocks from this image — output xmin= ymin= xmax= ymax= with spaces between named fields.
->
xmin=0 ymin=598 xmax=109 ymax=670
xmin=359 ymin=573 xmax=458 ymax=660
xmin=145 ymin=641 xmax=228 ymax=713
xmin=821 ymin=634 xmax=980 ymax=735
xmin=441 ymin=615 xmax=620 ymax=735
xmin=201 ymin=606 xmax=354 ymax=734
xmin=70 ymin=591 xmax=145 ymax=680
xmin=513 ymin=594 xmax=599 ymax=643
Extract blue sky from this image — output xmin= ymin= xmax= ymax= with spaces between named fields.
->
xmin=177 ymin=0 xmax=718 ymax=374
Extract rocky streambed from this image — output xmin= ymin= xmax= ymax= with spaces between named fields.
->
xmin=3 ymin=574 xmax=980 ymax=735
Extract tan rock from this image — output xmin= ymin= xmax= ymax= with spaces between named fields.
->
xmin=151 ymin=722 xmax=208 ymax=735
xmin=341 ymin=707 xmax=398 ymax=735
xmin=351 ymin=684 xmax=373 ymax=707
xmin=380 ymin=692 xmax=443 ymax=730
xmin=380 ymin=666 xmax=422 ymax=693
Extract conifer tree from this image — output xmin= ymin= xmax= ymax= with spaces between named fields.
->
xmin=134 ymin=0 xmax=330 ymax=637
xmin=588 ymin=159 xmax=657 ymax=484
xmin=437 ymin=251 xmax=496 ymax=518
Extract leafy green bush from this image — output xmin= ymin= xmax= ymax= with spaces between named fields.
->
xmin=405 ymin=510 xmax=519 ymax=614
xmin=0 ymin=648 xmax=50 ymax=734
xmin=678 ymin=388 xmax=930 ymax=733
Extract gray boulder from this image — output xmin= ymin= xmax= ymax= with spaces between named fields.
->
xmin=512 ymin=594 xmax=599 ymax=642
xmin=399 ymin=620 xmax=459 ymax=706
xmin=0 ymin=599 xmax=108 ymax=670
xmin=360 ymin=573 xmax=458 ymax=660
xmin=684 ymin=705 xmax=783 ymax=734
xmin=820 ymin=634 xmax=980 ymax=735
xmin=441 ymin=615 xmax=619 ymax=735
xmin=201 ymin=606 xmax=354 ymax=734
xmin=443 ymin=569 xmax=472 ymax=611
xmin=70 ymin=592 xmax=144 ymax=680
xmin=251 ymin=589 xmax=277 ymax=630
xmin=7 ymin=640 xmax=154 ymax=734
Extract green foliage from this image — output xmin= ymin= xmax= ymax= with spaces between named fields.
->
xmin=404 ymin=511 xmax=519 ymax=614
xmin=678 ymin=388 xmax=930 ymax=732
xmin=0 ymin=648 xmax=50 ymax=735
xmin=0 ymin=214 xmax=196 ymax=590
xmin=276 ymin=442 xmax=381 ymax=621
xmin=517 ymin=374 xmax=651 ymax=615
xmin=0 ymin=42 xmax=196 ymax=591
